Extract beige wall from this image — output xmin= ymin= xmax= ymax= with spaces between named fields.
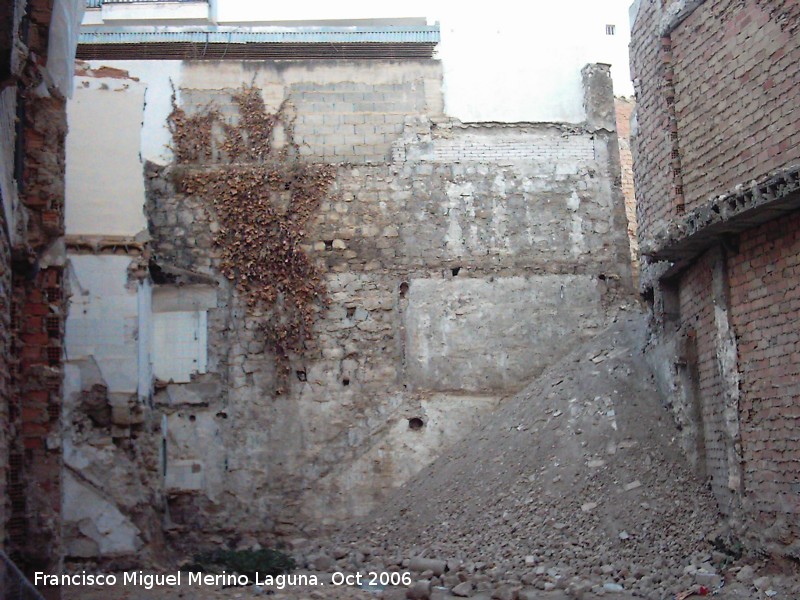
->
xmin=65 ymin=75 xmax=148 ymax=237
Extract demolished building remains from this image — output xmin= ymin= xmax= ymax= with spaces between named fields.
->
xmin=58 ymin=0 xmax=635 ymax=567
xmin=630 ymin=0 xmax=800 ymax=557
xmin=0 ymin=0 xmax=84 ymax=595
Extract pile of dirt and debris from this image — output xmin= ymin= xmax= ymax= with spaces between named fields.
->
xmin=69 ymin=312 xmax=800 ymax=600
xmin=291 ymin=312 xmax=798 ymax=599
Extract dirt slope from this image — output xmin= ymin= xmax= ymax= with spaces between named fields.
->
xmin=333 ymin=311 xmax=731 ymax=597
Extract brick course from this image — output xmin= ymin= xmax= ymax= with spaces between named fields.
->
xmin=729 ymin=212 xmax=800 ymax=547
xmin=632 ymin=0 xmax=800 ymax=248
xmin=630 ymin=0 xmax=676 ymax=245
xmin=615 ymin=98 xmax=638 ymax=282
xmin=633 ymin=0 xmax=800 ymax=554
xmin=678 ymin=251 xmax=735 ymax=511
xmin=672 ymin=0 xmax=800 ymax=211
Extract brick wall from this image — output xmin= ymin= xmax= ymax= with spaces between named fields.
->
xmin=729 ymin=212 xmax=800 ymax=551
xmin=181 ymin=72 xmax=436 ymax=165
xmin=615 ymin=98 xmax=638 ymax=282
xmin=5 ymin=3 xmax=68 ymax=581
xmin=632 ymin=0 xmax=800 ymax=555
xmin=10 ymin=267 xmax=64 ymax=571
xmin=292 ymin=81 xmax=425 ymax=163
xmin=672 ymin=0 xmax=800 ymax=211
xmin=419 ymin=131 xmax=594 ymax=164
xmin=632 ymin=0 xmax=800 ymax=248
xmin=10 ymin=90 xmax=67 ymax=581
xmin=678 ymin=251 xmax=735 ymax=511
xmin=630 ymin=0 xmax=676 ymax=245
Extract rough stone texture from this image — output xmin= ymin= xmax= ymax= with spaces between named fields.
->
xmin=404 ymin=275 xmax=606 ymax=392
xmin=631 ymin=0 xmax=800 ymax=557
xmin=333 ymin=314 xmax=730 ymax=600
xmin=128 ymin=60 xmax=634 ymax=555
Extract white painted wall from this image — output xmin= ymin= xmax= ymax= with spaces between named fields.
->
xmin=65 ymin=76 xmax=149 ymax=235
xmin=152 ymin=311 xmax=208 ymax=383
xmin=79 ymin=60 xmax=182 ymax=165
xmin=46 ymin=0 xmax=86 ymax=97
xmin=65 ymin=255 xmax=141 ymax=393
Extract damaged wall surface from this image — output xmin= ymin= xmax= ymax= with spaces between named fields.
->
xmin=631 ymin=0 xmax=800 ymax=557
xmin=62 ymin=56 xmax=632 ymax=559
xmin=0 ymin=0 xmax=83 ymax=596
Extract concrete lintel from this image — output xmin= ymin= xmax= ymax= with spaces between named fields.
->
xmin=65 ymin=234 xmax=148 ymax=255
xmin=642 ymin=165 xmax=800 ymax=265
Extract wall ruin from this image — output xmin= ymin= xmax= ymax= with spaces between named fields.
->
xmin=62 ymin=58 xmax=633 ymax=559
xmin=631 ymin=0 xmax=800 ymax=557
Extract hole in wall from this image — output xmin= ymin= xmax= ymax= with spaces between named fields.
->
xmin=399 ymin=282 xmax=409 ymax=298
xmin=216 ymin=411 xmax=228 ymax=419
xmin=346 ymin=307 xmax=356 ymax=319
xmin=451 ymin=267 xmax=461 ymax=276
xmin=408 ymin=417 xmax=424 ymax=431
xmin=189 ymin=414 xmax=196 ymax=422
xmin=598 ymin=273 xmax=607 ymax=281
xmin=324 ymin=240 xmax=333 ymax=251
xmin=47 ymin=346 xmax=61 ymax=366
xmin=46 ymin=315 xmax=60 ymax=337
xmin=342 ymin=378 xmax=350 ymax=386
xmin=296 ymin=370 xmax=307 ymax=382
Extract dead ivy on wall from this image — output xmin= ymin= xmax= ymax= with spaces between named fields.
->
xmin=168 ymin=85 xmax=334 ymax=394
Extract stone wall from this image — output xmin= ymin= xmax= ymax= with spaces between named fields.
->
xmin=61 ymin=57 xmax=633 ymax=558
xmin=153 ymin=60 xmax=629 ymax=549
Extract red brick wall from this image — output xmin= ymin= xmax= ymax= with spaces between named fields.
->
xmin=615 ymin=98 xmax=638 ymax=282
xmin=0 ymin=218 xmax=11 ymax=547
xmin=630 ymin=0 xmax=676 ymax=243
xmin=8 ymin=90 xmax=67 ymax=581
xmin=678 ymin=251 xmax=734 ymax=510
xmin=672 ymin=0 xmax=800 ymax=211
xmin=1 ymin=0 xmax=66 ymax=586
xmin=729 ymin=212 xmax=800 ymax=546
xmin=632 ymin=0 xmax=800 ymax=246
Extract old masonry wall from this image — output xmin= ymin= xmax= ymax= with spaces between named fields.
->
xmin=62 ymin=59 xmax=633 ymax=559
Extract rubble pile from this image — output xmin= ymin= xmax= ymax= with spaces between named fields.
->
xmin=294 ymin=314 xmax=793 ymax=599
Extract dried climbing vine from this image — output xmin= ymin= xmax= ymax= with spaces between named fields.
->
xmin=168 ymin=85 xmax=335 ymax=393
